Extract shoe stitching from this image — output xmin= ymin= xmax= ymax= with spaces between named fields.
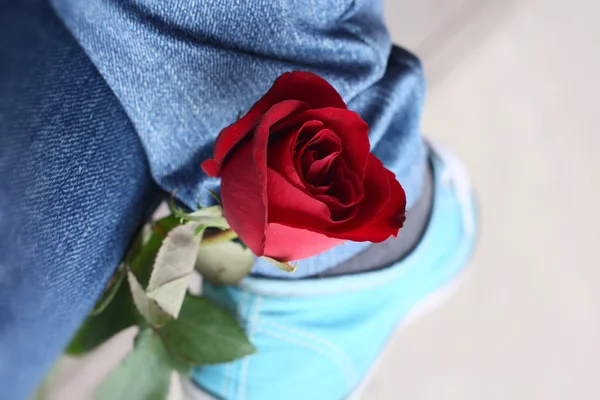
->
xmin=238 ymin=295 xmax=263 ymax=400
xmin=222 ymin=348 xmax=232 ymax=399
xmin=222 ymin=291 xmax=249 ymax=399
xmin=260 ymin=319 xmax=359 ymax=383
xmin=254 ymin=326 xmax=356 ymax=391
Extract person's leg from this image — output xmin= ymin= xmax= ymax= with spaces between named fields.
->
xmin=42 ymin=1 xmax=477 ymax=398
xmin=0 ymin=1 xmax=160 ymax=398
xmin=50 ymin=0 xmax=428 ymax=277
xmin=0 ymin=0 xmax=476 ymax=398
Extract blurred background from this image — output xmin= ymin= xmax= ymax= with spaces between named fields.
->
xmin=371 ymin=0 xmax=600 ymax=398
xmin=46 ymin=0 xmax=600 ymax=398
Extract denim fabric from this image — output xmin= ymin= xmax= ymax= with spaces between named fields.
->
xmin=51 ymin=0 xmax=427 ymax=277
xmin=1 ymin=0 xmax=426 ymax=396
xmin=0 ymin=1 xmax=161 ymax=398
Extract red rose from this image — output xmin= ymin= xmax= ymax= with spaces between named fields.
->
xmin=202 ymin=71 xmax=406 ymax=262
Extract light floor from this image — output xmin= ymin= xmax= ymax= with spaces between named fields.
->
xmin=370 ymin=0 xmax=600 ymax=398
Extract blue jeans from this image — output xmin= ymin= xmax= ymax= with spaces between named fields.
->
xmin=0 ymin=0 xmax=425 ymax=398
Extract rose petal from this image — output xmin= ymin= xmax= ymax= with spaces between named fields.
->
xmin=349 ymin=171 xmax=406 ymax=239
xmin=338 ymin=168 xmax=406 ymax=242
xmin=220 ymin=100 xmax=309 ymax=256
xmin=220 ymin=140 xmax=267 ymax=256
xmin=266 ymin=167 xmax=341 ymax=229
xmin=299 ymin=128 xmax=342 ymax=185
xmin=263 ymin=223 xmax=345 ymax=262
xmin=313 ymin=157 xmax=364 ymax=209
xmin=265 ymin=156 xmax=405 ymax=246
xmin=305 ymin=150 xmax=338 ymax=184
xmin=328 ymin=165 xmax=356 ymax=205
xmin=202 ymin=71 xmax=346 ymax=176
xmin=329 ymin=154 xmax=391 ymax=234
xmin=291 ymin=108 xmax=370 ymax=180
xmin=267 ymin=120 xmax=323 ymax=189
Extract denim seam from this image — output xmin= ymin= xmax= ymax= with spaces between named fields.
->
xmin=253 ymin=325 xmax=355 ymax=390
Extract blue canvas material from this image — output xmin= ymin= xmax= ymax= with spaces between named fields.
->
xmin=190 ymin=150 xmax=478 ymax=400
xmin=1 ymin=0 xmax=430 ymax=397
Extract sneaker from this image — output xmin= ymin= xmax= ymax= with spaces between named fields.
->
xmin=183 ymin=141 xmax=478 ymax=400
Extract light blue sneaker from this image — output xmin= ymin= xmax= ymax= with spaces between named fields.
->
xmin=184 ymin=142 xmax=478 ymax=400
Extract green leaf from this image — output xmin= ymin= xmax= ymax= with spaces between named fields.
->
xmin=65 ymin=279 xmax=137 ymax=355
xmin=170 ymin=204 xmax=229 ymax=230
xmin=95 ymin=329 xmax=172 ymax=400
xmin=159 ymin=294 xmax=255 ymax=364
xmin=195 ymin=240 xmax=254 ymax=285
xmin=194 ymin=224 xmax=206 ymax=237
xmin=66 ymin=215 xmax=182 ymax=355
xmin=166 ymin=351 xmax=192 ymax=377
xmin=90 ymin=263 xmax=126 ymax=316
xmin=146 ymin=222 xmax=203 ymax=318
xmin=127 ymin=270 xmax=171 ymax=327
xmin=91 ymin=221 xmax=149 ymax=316
xmin=130 ymin=215 xmax=182 ymax=287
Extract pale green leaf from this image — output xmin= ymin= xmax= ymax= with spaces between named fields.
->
xmin=95 ymin=329 xmax=171 ymax=400
xmin=146 ymin=277 xmax=191 ymax=318
xmin=166 ymin=351 xmax=192 ymax=377
xmin=67 ymin=217 xmax=180 ymax=354
xmin=190 ymin=214 xmax=229 ymax=230
xmin=160 ymin=294 xmax=255 ymax=364
xmin=183 ymin=206 xmax=222 ymax=218
xmin=171 ymin=204 xmax=229 ymax=229
xmin=90 ymin=220 xmax=151 ymax=317
xmin=130 ymin=215 xmax=182 ymax=287
xmin=194 ymin=225 xmax=206 ymax=237
xmin=127 ymin=270 xmax=170 ymax=327
xmin=195 ymin=241 xmax=254 ymax=285
xmin=146 ymin=222 xmax=203 ymax=318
